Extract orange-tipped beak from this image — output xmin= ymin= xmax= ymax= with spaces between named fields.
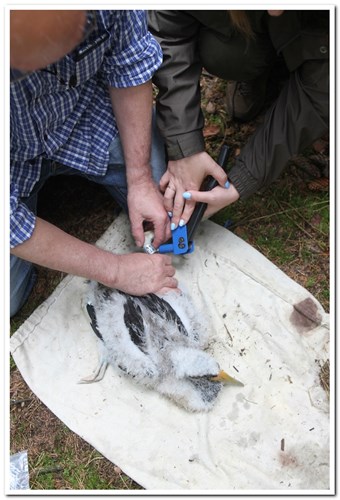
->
xmin=210 ymin=369 xmax=244 ymax=386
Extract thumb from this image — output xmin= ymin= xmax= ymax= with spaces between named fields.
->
xmin=130 ymin=220 xmax=145 ymax=247
xmin=208 ymin=163 xmax=228 ymax=187
xmin=150 ymin=221 xmax=166 ymax=249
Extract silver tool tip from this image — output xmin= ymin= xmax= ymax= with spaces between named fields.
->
xmin=143 ymin=243 xmax=157 ymax=254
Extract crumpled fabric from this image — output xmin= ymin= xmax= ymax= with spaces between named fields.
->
xmin=10 ymin=213 xmax=330 ymax=492
xmin=10 ymin=451 xmax=29 ymax=490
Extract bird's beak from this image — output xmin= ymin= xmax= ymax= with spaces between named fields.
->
xmin=210 ymin=370 xmax=244 ymax=386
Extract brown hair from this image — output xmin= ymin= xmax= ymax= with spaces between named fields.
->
xmin=229 ymin=11 xmax=254 ymax=39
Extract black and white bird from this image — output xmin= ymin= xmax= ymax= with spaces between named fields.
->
xmin=81 ymin=281 xmax=243 ymax=412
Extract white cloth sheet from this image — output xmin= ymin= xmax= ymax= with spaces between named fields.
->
xmin=10 ymin=214 xmax=330 ymax=492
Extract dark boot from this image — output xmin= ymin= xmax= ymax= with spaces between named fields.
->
xmin=225 ymin=76 xmax=268 ymax=122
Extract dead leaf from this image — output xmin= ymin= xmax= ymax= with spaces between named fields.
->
xmin=203 ymin=124 xmax=221 ymax=138
xmin=312 ymin=138 xmax=328 ymax=154
xmin=234 ymin=226 xmax=247 ymax=237
xmin=311 ymin=213 xmax=322 ymax=226
xmin=224 ymin=127 xmax=235 ymax=136
xmin=307 ymin=177 xmax=329 ymax=191
xmin=205 ymin=101 xmax=216 ymax=114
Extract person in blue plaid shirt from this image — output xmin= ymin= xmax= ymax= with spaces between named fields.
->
xmin=10 ymin=10 xmax=178 ymax=317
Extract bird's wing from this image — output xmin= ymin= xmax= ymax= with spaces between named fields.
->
xmin=122 ymin=294 xmax=148 ymax=352
xmin=137 ymin=293 xmax=189 ymax=338
xmin=87 ymin=291 xmax=160 ymax=383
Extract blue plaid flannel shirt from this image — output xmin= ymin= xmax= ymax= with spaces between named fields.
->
xmin=10 ymin=10 xmax=162 ymax=248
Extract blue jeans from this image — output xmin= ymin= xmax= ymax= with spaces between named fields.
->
xmin=10 ymin=115 xmax=166 ymax=317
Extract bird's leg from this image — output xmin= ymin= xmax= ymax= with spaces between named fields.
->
xmin=78 ymin=358 xmax=108 ymax=384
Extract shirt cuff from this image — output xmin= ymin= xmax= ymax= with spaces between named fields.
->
xmin=105 ymin=34 xmax=163 ymax=88
xmin=10 ymin=201 xmax=36 ymax=248
xmin=165 ymin=131 xmax=205 ymax=160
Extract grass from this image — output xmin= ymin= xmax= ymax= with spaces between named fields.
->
xmin=9 ymin=73 xmax=330 ymax=490
xmin=10 ymin=367 xmax=142 ymax=490
xmin=29 ymin=447 xmax=137 ymax=490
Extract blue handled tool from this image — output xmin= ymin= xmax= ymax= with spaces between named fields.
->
xmin=158 ymin=222 xmax=195 ymax=255
xmin=144 ymin=144 xmax=231 ymax=255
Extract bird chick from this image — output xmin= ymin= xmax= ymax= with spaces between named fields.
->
xmin=81 ymin=282 xmax=243 ymax=412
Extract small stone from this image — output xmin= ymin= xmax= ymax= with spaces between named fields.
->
xmin=114 ymin=466 xmax=122 ymax=475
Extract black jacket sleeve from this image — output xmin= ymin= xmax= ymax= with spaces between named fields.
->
xmin=148 ymin=10 xmax=206 ymax=160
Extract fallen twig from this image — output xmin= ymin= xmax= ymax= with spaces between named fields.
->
xmin=227 ymin=200 xmax=328 ymax=229
xmin=10 ymin=398 xmax=33 ymax=406
xmin=276 ymin=198 xmax=328 ymax=238
xmin=274 ymin=198 xmax=328 ymax=250
xmin=34 ymin=466 xmax=64 ymax=476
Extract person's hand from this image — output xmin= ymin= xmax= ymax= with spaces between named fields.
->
xmin=160 ymin=152 xmax=228 ymax=228
xmin=111 ymin=252 xmax=178 ymax=295
xmin=181 ymin=183 xmax=240 ymax=219
xmin=127 ymin=178 xmax=171 ymax=249
xmin=267 ymin=10 xmax=284 ymax=16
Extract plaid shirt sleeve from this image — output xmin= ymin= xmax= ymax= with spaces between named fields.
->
xmin=100 ymin=11 xmax=163 ymax=88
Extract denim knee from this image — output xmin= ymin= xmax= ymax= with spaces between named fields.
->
xmin=10 ymin=255 xmax=37 ymax=317
xmin=108 ymin=111 xmax=166 ymax=179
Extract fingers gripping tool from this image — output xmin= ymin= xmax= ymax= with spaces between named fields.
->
xmin=144 ymin=144 xmax=231 ymax=255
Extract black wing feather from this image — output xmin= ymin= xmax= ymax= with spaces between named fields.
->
xmin=138 ymin=293 xmax=188 ymax=337
xmin=86 ymin=303 xmax=103 ymax=341
xmin=123 ymin=295 xmax=147 ymax=351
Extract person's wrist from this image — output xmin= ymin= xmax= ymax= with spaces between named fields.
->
xmin=95 ymin=250 xmax=120 ymax=289
xmin=127 ymin=169 xmax=153 ymax=187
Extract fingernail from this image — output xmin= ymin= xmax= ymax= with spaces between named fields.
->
xmin=171 ymin=222 xmax=177 ymax=231
xmin=168 ymin=211 xmax=173 ymax=218
xmin=183 ymin=192 xmax=192 ymax=200
xmin=224 ymin=181 xmax=230 ymax=189
xmin=179 ymin=219 xmax=185 ymax=227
